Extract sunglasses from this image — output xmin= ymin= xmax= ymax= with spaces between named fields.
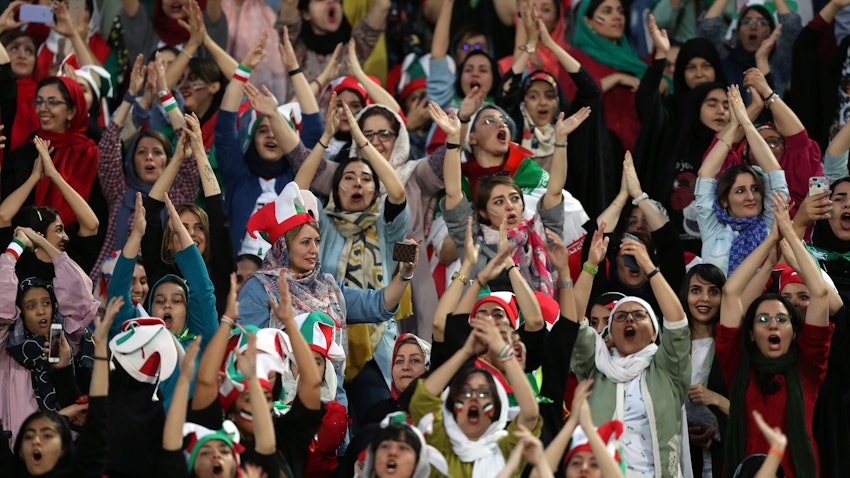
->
xmin=362 ymin=129 xmax=397 ymax=141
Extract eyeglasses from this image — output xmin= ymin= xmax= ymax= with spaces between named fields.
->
xmin=32 ymin=97 xmax=67 ymax=109
xmin=740 ymin=17 xmax=770 ymax=27
xmin=481 ymin=114 xmax=508 ymax=126
xmin=755 ymin=313 xmax=791 ymax=327
xmin=765 ymin=137 xmax=785 ymax=149
xmin=612 ymin=309 xmax=649 ymax=322
xmin=461 ymin=42 xmax=484 ymax=52
xmin=459 ymin=387 xmax=492 ymax=399
xmin=362 ymin=129 xmax=397 ymax=142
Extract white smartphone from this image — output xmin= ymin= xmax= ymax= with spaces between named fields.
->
xmin=48 ymin=323 xmax=62 ymax=364
xmin=19 ymin=4 xmax=54 ymax=25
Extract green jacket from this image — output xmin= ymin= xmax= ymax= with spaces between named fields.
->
xmin=572 ymin=318 xmax=691 ymax=478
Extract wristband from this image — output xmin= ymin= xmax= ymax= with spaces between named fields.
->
xmin=123 ymin=91 xmax=137 ymax=104
xmin=558 ymin=278 xmax=573 ymax=289
xmin=458 ymin=115 xmax=471 ymax=124
xmin=446 ymin=142 xmax=460 ymax=150
xmin=506 ymin=264 xmax=520 ymax=275
xmin=554 ymin=142 xmax=567 ymax=148
xmin=761 ymin=90 xmax=776 ymax=101
xmin=358 ymin=141 xmax=369 ymax=149
xmin=765 ymin=92 xmax=779 ymax=108
xmin=233 ymin=64 xmax=252 ymax=83
xmin=221 ymin=315 xmax=237 ymax=328
xmin=768 ymin=448 xmax=784 ymax=459
xmin=632 ymin=192 xmax=649 ymax=206
xmin=179 ymin=49 xmax=193 ymax=60
xmin=646 ymin=267 xmax=661 ymax=279
xmin=6 ymin=239 xmax=25 ymax=260
xmin=288 ymin=67 xmax=303 ymax=77
xmin=400 ymin=273 xmax=413 ymax=281
xmin=497 ymin=344 xmax=515 ymax=361
xmin=159 ymin=92 xmax=178 ymax=112
xmin=582 ymin=262 xmax=598 ymax=276
xmin=316 ymin=139 xmax=329 ymax=149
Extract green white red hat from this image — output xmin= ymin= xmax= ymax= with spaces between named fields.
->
xmin=108 ymin=317 xmax=185 ymax=385
xmin=217 ymin=326 xmax=290 ymax=411
xmin=183 ymin=420 xmax=245 ymax=472
xmin=246 ymin=182 xmax=317 ymax=245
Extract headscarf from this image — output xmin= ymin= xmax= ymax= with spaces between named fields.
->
xmin=593 ymin=297 xmax=660 ymax=383
xmin=34 ymin=77 xmax=99 ymax=225
xmin=672 ymin=38 xmax=727 ymax=108
xmin=241 ymin=113 xmax=296 ymax=179
xmin=113 ymin=133 xmax=156 ymax=249
xmin=573 ymin=0 xmax=648 ymax=80
xmin=361 ymin=412 xmax=448 ymax=478
xmin=390 ymin=333 xmax=431 ymax=400
xmin=712 ymin=195 xmax=767 ymax=276
xmin=154 ymin=0 xmax=209 ymax=46
xmin=354 ymin=104 xmax=413 ymax=184
xmin=519 ymin=71 xmax=566 ymax=159
xmin=442 ymin=370 xmax=510 ymax=478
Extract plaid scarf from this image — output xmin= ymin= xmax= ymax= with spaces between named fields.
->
xmin=477 ymin=216 xmax=555 ymax=296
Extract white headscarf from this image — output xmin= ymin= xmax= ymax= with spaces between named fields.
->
xmin=594 ymin=297 xmax=660 ymax=383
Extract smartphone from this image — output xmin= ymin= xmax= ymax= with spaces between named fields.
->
xmin=621 ymin=233 xmax=641 ymax=271
xmin=19 ymin=4 xmax=54 ymax=24
xmin=392 ymin=242 xmax=417 ymax=263
xmin=67 ymin=0 xmax=85 ymax=23
xmin=808 ymin=176 xmax=829 ymax=196
xmin=47 ymin=323 xmax=62 ymax=364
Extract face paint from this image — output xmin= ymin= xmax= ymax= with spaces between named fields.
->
xmin=191 ymin=81 xmax=208 ymax=91
xmin=595 ymin=16 xmax=606 ymax=24
xmin=366 ymin=184 xmax=375 ymax=192
xmin=482 ymin=402 xmax=494 ymax=418
xmin=339 ymin=183 xmax=348 ymax=191
xmin=454 ymin=401 xmax=465 ymax=414
xmin=488 ymin=209 xmax=499 ymax=216
xmin=239 ymin=410 xmax=253 ymax=422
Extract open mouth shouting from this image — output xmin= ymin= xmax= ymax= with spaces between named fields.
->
xmin=162 ymin=313 xmax=173 ymax=329
xmin=31 ymin=449 xmax=42 ymax=465
xmin=210 ymin=461 xmax=225 ymax=477
xmin=623 ymin=326 xmax=637 ymax=340
xmin=466 ymin=404 xmax=481 ymax=425
xmin=840 ymin=212 xmax=850 ymax=230
xmin=470 ymin=81 xmax=481 ymax=90
xmin=767 ymin=334 xmax=781 ymax=349
xmin=327 ymin=5 xmax=339 ymax=25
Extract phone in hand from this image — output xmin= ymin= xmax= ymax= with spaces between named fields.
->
xmin=392 ymin=242 xmax=417 ymax=263
xmin=19 ymin=4 xmax=54 ymax=24
xmin=48 ymin=323 xmax=62 ymax=364
xmin=808 ymin=176 xmax=829 ymax=196
xmin=621 ymin=232 xmax=641 ymax=271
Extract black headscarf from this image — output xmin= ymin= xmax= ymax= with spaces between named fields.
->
xmin=673 ymin=38 xmax=727 ymax=109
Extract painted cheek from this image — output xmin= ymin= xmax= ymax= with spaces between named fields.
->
xmin=339 ymin=183 xmax=348 ymax=191
xmin=488 ymin=209 xmax=499 ymax=216
xmin=366 ymin=184 xmax=375 ymax=192
xmin=483 ymin=402 xmax=494 ymax=417
xmin=595 ymin=16 xmax=606 ymax=25
xmin=454 ymin=401 xmax=465 ymax=414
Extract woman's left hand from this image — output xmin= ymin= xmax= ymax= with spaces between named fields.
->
xmin=345 ymin=40 xmax=364 ymax=79
xmin=342 ymin=100 xmax=367 ymax=146
xmin=623 ymin=151 xmax=644 ymax=199
xmin=44 ymin=333 xmax=72 ymax=369
xmin=427 ymin=102 xmax=461 ymax=138
xmin=555 ymin=107 xmax=591 ymax=139
xmin=278 ymin=26 xmax=299 ymax=72
xmin=544 ymin=229 xmax=570 ymax=272
xmin=95 ymin=296 xmax=124 ymax=345
xmin=323 ymin=91 xmax=341 ymax=137
xmin=244 ymin=82 xmax=280 ymax=118
xmin=242 ymin=31 xmax=268 ymax=71
xmin=33 ymin=136 xmax=60 ymax=181
xmin=726 ymin=85 xmax=750 ymax=127
xmin=689 ymin=383 xmax=719 ymax=407
xmin=270 ymin=273 xmax=295 ymax=325
xmin=765 ymin=191 xmax=794 ymax=235
xmin=49 ymin=1 xmax=76 ymax=37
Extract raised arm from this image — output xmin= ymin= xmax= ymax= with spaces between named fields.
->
xmin=628 ymin=235 xmax=685 ymax=322
xmin=164 ymin=0 xmax=206 ymax=90
xmin=722 ymin=222 xmax=780 ymax=328
xmin=163 ymin=338 xmax=201 ymax=451
xmin=191 ymin=275 xmax=238 ymax=410
xmin=184 ymin=113 xmax=220 ymax=197
xmin=164 ymin=192 xmax=196 ymax=251
xmin=35 ymin=136 xmax=99 ymax=236
xmin=0 ymin=157 xmax=42 ymax=227
xmin=309 ymin=43 xmax=342 ymax=97
xmin=111 ymin=54 xmax=144 ymax=127
xmin=148 ymin=133 xmax=188 ymax=201
xmin=744 ymin=68 xmax=803 ymax=137
xmin=51 ymin=2 xmax=99 ymax=67
xmin=91 ymin=297 xmax=120 ymax=397
xmin=542 ymin=108 xmax=591 ymax=210
xmin=346 ymin=40 xmax=400 ymax=113
xmin=597 ymin=169 xmax=629 ymax=233
xmin=572 ymin=226 xmax=609 ymax=320
xmin=503 ymin=224 xmax=543 ymax=331
xmin=729 ymin=85 xmax=782 ymax=173
xmin=294 ymin=94 xmax=338 ymax=189
xmin=430 ymin=102 xmax=464 ymax=210
xmin=381 ymin=238 xmax=419 ymax=311
xmin=279 ymin=26 xmax=319 ymax=115
xmin=623 ymin=152 xmax=667 ymax=230
xmin=752 ymin=411 xmax=788 ymax=478
xmin=432 ymin=218 xmax=478 ymax=342
xmin=237 ymin=333 xmax=276 ymax=454
xmin=430 ymin=0 xmax=453 ymax=60
xmin=270 ymin=274 xmax=322 ymax=409
xmin=545 ymin=229 xmax=581 ymax=321
xmin=220 ymin=33 xmax=266 ymax=113
xmin=423 ymin=326 xmax=485 ymax=395
xmin=244 ymin=82 xmax=301 ymax=155
xmin=704 ymin=0 xmax=729 ymax=19
xmin=342 ymin=102 xmax=405 ymax=204
xmin=538 ymin=17 xmax=580 ymax=73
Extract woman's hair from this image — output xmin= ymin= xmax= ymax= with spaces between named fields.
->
xmin=187 ymin=58 xmax=226 ymax=113
xmin=330 ymin=157 xmax=380 ymax=210
xmin=679 ymin=264 xmax=726 ymax=334
xmin=0 ymin=29 xmax=35 ymax=50
xmin=474 ymin=175 xmax=524 ymax=226
xmin=357 ymin=107 xmax=401 ymax=137
xmin=446 ymin=368 xmax=501 ymax=421
xmin=14 ymin=411 xmax=73 ymax=467
xmin=161 ymin=204 xmax=211 ymax=264
xmin=148 ymin=45 xmax=180 ymax=63
xmin=283 ymin=221 xmax=321 ymax=251
xmin=12 ymin=206 xmax=60 ymax=236
xmin=741 ymin=293 xmax=803 ymax=395
xmin=584 ymin=0 xmax=619 ymax=19
xmin=369 ymin=423 xmax=422 ymax=459
xmin=716 ymin=165 xmax=765 ymax=212
xmin=454 ymin=50 xmax=501 ymax=99
xmin=37 ymin=77 xmax=74 ymax=109
xmin=830 ymin=177 xmax=850 ymax=199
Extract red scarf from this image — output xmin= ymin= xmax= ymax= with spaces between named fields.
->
xmin=11 ymin=78 xmax=39 ymax=152
xmin=154 ymin=0 xmax=208 ymax=46
xmin=34 ymin=77 xmax=98 ymax=225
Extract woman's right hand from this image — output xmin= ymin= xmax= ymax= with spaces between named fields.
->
xmin=342 ymin=100 xmax=367 ymax=146
xmin=0 ymin=1 xmax=24 ymax=33
xmin=544 ymin=229 xmax=570 ymax=272
xmin=177 ymin=0 xmax=206 ymax=50
xmin=244 ymin=82 xmax=280 ymax=118
xmin=458 ymin=85 xmax=485 ymax=123
xmin=315 ymin=43 xmax=343 ymax=89
xmin=623 ymin=152 xmax=644 ymax=199
xmin=586 ymin=225 xmax=609 ymax=267
xmin=132 ymin=192 xmax=147 ymax=237
xmin=427 ymin=102 xmax=460 ymax=138
xmin=463 ymin=217 xmax=480 ymax=266
xmin=796 ymin=191 xmax=832 ymax=225
xmin=462 ymin=319 xmax=488 ymax=357
xmin=127 ymin=54 xmax=145 ymax=96
xmin=765 ymin=192 xmax=794 ymax=236
xmin=648 ymin=14 xmax=669 ymax=58
xmin=97 ymin=296 xmax=124 ymax=345
xmin=752 ymin=410 xmax=787 ymax=452
xmin=183 ymin=112 xmax=206 ymax=156
xmin=242 ymin=31 xmax=268 ymax=71
xmin=727 ymin=85 xmax=750 ymax=127
xmin=324 ymin=91 xmax=341 ymax=137
xmin=270 ymin=273 xmax=295 ymax=325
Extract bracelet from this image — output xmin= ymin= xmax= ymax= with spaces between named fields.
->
xmin=6 ymin=239 xmax=25 ymax=260
xmin=93 ymin=356 xmax=110 ymax=361
xmin=718 ymin=137 xmax=732 ymax=150
xmin=554 ymin=142 xmax=567 ymax=148
xmin=646 ymin=267 xmax=661 ymax=279
xmin=233 ymin=64 xmax=252 ymax=83
xmin=451 ymin=271 xmax=468 ymax=285
xmin=123 ymin=91 xmax=137 ymax=104
xmin=458 ymin=115 xmax=471 ymax=124
xmin=400 ymin=273 xmax=413 ymax=281
xmin=768 ymin=448 xmax=784 ymax=459
xmin=631 ymin=192 xmax=649 ymax=206
xmin=311 ymin=79 xmax=322 ymax=90
xmin=558 ymin=278 xmax=574 ymax=289
xmin=506 ymin=264 xmax=520 ymax=275
xmin=159 ymin=92 xmax=178 ymax=112
xmin=446 ymin=142 xmax=460 ymax=150
xmin=316 ymin=139 xmax=329 ymax=149
xmin=764 ymin=93 xmax=779 ymax=108
xmin=358 ymin=141 xmax=370 ymax=149
xmin=761 ymin=90 xmax=776 ymax=101
xmin=220 ymin=315 xmax=237 ymax=328
xmin=582 ymin=262 xmax=598 ymax=276
xmin=179 ymin=49 xmax=193 ymax=60
xmin=288 ymin=67 xmax=303 ymax=77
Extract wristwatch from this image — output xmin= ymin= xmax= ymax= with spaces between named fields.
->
xmin=451 ymin=271 xmax=469 ymax=285
xmin=157 ymin=90 xmax=170 ymax=99
xmin=521 ymin=44 xmax=537 ymax=54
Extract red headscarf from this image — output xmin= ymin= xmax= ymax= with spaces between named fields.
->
xmin=34 ymin=77 xmax=98 ymax=225
xmin=154 ymin=0 xmax=208 ymax=46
